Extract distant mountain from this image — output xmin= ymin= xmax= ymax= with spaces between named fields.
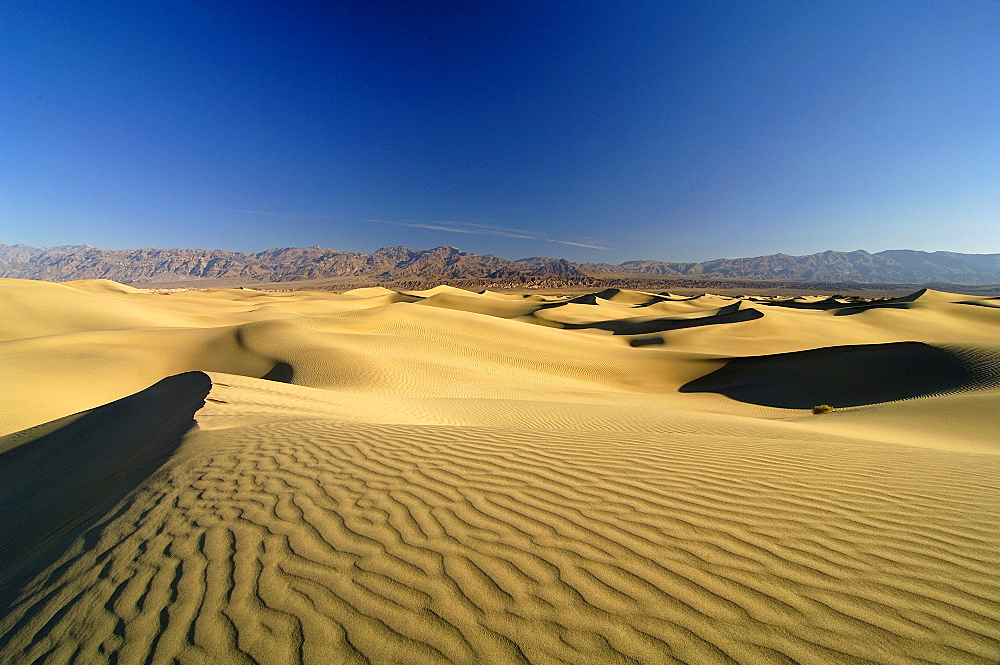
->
xmin=585 ymin=249 xmax=1000 ymax=285
xmin=1 ymin=243 xmax=998 ymax=286
xmin=0 ymin=244 xmax=514 ymax=283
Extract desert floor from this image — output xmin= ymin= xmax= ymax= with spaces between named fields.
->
xmin=1 ymin=279 xmax=998 ymax=664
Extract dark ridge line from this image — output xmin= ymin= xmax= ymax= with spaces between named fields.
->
xmin=562 ymin=307 xmax=764 ymax=335
xmin=679 ymin=342 xmax=1000 ymax=409
xmin=0 ymin=372 xmax=212 ymax=612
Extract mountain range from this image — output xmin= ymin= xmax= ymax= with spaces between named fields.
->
xmin=1 ymin=243 xmax=999 ymax=287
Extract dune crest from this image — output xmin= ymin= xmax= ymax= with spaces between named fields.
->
xmin=0 ymin=372 xmax=211 ymax=607
xmin=1 ymin=279 xmax=998 ymax=664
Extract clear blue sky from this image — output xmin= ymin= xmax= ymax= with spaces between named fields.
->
xmin=2 ymin=1 xmax=997 ymax=263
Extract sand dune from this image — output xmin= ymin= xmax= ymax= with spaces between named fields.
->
xmin=680 ymin=341 xmax=1000 ymax=408
xmin=0 ymin=372 xmax=211 ymax=607
xmin=1 ymin=279 xmax=998 ymax=664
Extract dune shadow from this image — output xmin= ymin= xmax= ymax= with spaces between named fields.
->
xmin=537 ymin=294 xmax=598 ymax=308
xmin=679 ymin=342 xmax=982 ymax=408
xmin=564 ymin=307 xmax=763 ymax=335
xmin=761 ymin=298 xmax=854 ymax=311
xmin=630 ymin=336 xmax=666 ymax=347
xmin=630 ymin=296 xmax=675 ymax=307
xmin=832 ymin=303 xmax=912 ymax=316
xmin=261 ymin=361 xmax=294 ymax=383
xmin=0 ymin=372 xmax=211 ymax=610
xmin=956 ymin=298 xmax=1000 ymax=308
xmin=763 ymin=289 xmax=926 ymax=312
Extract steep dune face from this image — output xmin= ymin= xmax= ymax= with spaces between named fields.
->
xmin=1 ymin=279 xmax=998 ymax=664
xmin=0 ymin=372 xmax=211 ymax=607
xmin=679 ymin=341 xmax=999 ymax=408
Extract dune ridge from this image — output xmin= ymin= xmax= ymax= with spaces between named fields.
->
xmin=0 ymin=372 xmax=211 ymax=607
xmin=1 ymin=279 xmax=998 ymax=664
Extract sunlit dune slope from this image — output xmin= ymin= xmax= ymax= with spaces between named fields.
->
xmin=1 ymin=279 xmax=998 ymax=664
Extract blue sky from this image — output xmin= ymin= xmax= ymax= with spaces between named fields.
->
xmin=1 ymin=1 xmax=997 ymax=263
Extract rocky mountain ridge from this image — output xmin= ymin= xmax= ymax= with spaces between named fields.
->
xmin=1 ymin=243 xmax=998 ymax=286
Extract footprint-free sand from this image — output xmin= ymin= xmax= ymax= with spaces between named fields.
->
xmin=1 ymin=279 xmax=998 ymax=664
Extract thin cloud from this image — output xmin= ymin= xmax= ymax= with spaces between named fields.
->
xmin=366 ymin=219 xmax=478 ymax=234
xmin=228 ymin=208 xmax=341 ymax=219
xmin=366 ymin=218 xmax=607 ymax=250
xmin=227 ymin=208 xmax=288 ymax=217
xmin=452 ymin=221 xmax=545 ymax=239
xmin=231 ymin=211 xmax=608 ymax=252
xmin=365 ymin=218 xmax=540 ymax=240
xmin=546 ymin=239 xmax=609 ymax=250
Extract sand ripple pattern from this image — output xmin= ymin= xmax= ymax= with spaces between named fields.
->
xmin=2 ymin=419 xmax=998 ymax=665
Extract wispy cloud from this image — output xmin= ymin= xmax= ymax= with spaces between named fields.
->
xmin=365 ymin=218 xmax=608 ymax=250
xmin=228 ymin=209 xmax=280 ymax=216
xmin=366 ymin=220 xmax=478 ymax=235
xmin=227 ymin=208 xmax=341 ymax=219
xmin=546 ymin=239 xmax=608 ymax=250
xmin=364 ymin=218 xmax=539 ymax=240
xmin=230 ymin=210 xmax=608 ymax=251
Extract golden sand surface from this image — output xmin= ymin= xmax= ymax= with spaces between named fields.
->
xmin=1 ymin=278 xmax=998 ymax=664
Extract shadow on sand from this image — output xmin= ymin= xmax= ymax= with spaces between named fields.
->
xmin=261 ymin=361 xmax=294 ymax=382
xmin=679 ymin=342 xmax=983 ymax=408
xmin=563 ymin=306 xmax=763 ymax=336
xmin=0 ymin=372 xmax=211 ymax=610
xmin=762 ymin=289 xmax=927 ymax=314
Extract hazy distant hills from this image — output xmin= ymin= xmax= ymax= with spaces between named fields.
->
xmin=587 ymin=249 xmax=1000 ymax=285
xmin=1 ymin=243 xmax=998 ymax=286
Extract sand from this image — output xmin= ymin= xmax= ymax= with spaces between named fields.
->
xmin=0 ymin=278 xmax=998 ymax=664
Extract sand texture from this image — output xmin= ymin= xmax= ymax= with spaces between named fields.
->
xmin=1 ymin=279 xmax=998 ymax=664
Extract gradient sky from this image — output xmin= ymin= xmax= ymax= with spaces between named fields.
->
xmin=2 ymin=1 xmax=997 ymax=263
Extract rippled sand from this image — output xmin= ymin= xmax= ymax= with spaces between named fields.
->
xmin=1 ymin=279 xmax=998 ymax=664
